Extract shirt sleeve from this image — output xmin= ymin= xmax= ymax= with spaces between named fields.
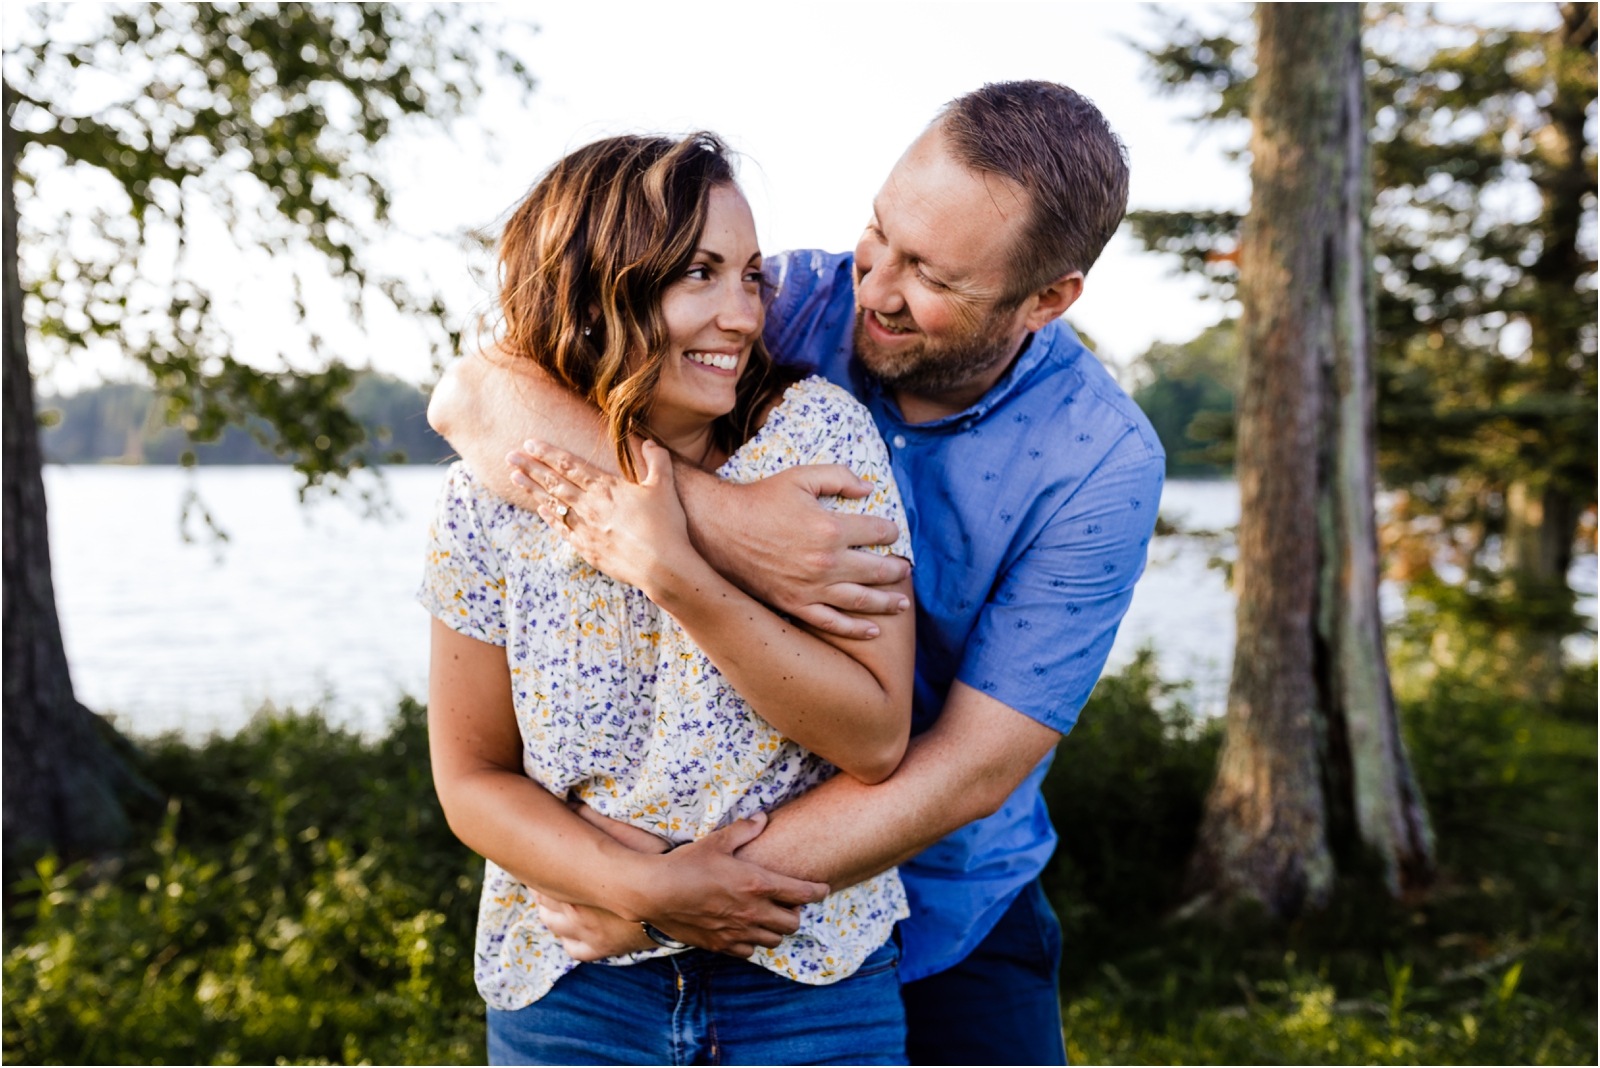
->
xmin=416 ymin=463 xmax=509 ymax=647
xmin=800 ymin=381 xmax=915 ymax=564
xmin=955 ymin=434 xmax=1164 ymax=735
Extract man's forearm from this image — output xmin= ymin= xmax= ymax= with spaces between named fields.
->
xmin=434 ymin=353 xmax=750 ymax=539
xmin=735 ymin=681 xmax=1062 ymax=889
xmin=430 ymin=352 xmax=616 ymax=503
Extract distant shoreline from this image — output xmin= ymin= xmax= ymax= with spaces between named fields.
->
xmin=39 ymin=374 xmax=454 ymax=467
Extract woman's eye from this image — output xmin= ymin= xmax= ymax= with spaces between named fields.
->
xmin=685 ymin=265 xmax=711 ymax=281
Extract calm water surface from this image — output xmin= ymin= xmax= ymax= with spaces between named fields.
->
xmin=42 ymin=466 xmax=1306 ymax=737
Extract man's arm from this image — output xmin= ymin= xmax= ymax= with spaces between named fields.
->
xmin=733 ymin=681 xmax=1060 ymax=888
xmin=429 ymin=352 xmax=910 ymax=637
xmin=532 ymin=680 xmax=1059 ymax=959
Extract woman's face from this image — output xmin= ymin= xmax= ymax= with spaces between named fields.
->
xmin=652 ymin=184 xmax=765 ymax=428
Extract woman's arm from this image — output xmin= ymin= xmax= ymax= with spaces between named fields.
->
xmin=521 ymin=441 xmax=915 ymax=785
xmin=426 ymin=618 xmax=830 ymax=954
xmin=431 ymin=351 xmax=910 ymax=639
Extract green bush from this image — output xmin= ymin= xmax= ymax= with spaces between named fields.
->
xmin=1046 ymin=648 xmax=1597 ymax=1065
xmin=3 ymin=651 xmax=1593 ymax=1065
xmin=3 ymin=699 xmax=484 ymax=1065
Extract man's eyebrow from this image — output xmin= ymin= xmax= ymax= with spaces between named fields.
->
xmin=871 ymin=198 xmax=957 ymax=278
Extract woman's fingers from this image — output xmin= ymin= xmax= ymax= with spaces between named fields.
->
xmin=509 ymin=452 xmax=578 ymax=501
xmin=521 ymin=439 xmax=605 ymax=490
xmin=637 ymin=439 xmax=675 ymax=489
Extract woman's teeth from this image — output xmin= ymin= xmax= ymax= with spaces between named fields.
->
xmin=685 ymin=351 xmax=739 ymax=370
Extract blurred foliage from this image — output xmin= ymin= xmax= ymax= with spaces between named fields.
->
xmin=6 ymin=2 xmax=529 ymax=493
xmin=38 ymin=372 xmax=454 ymax=466
xmin=1129 ymin=3 xmax=1598 ymax=671
xmin=1127 ymin=321 xmax=1238 ymax=476
xmin=1045 ymin=647 xmax=1595 ymax=1065
xmin=3 ymin=698 xmax=485 ymax=1065
xmin=1 ymin=648 xmax=1593 ymax=1064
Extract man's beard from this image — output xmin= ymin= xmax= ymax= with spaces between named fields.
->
xmin=852 ymin=304 xmax=1021 ymax=398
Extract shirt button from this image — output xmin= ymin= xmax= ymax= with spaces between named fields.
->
xmin=892 ymin=434 xmax=907 ymax=450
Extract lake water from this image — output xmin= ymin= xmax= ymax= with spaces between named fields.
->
xmin=43 ymin=466 xmax=1591 ymax=740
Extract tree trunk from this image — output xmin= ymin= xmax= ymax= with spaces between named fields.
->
xmin=1496 ymin=4 xmax=1597 ymax=700
xmin=1501 ymin=478 xmax=1579 ymax=694
xmin=1187 ymin=3 xmax=1433 ymax=914
xmin=3 ymin=85 xmax=151 ymax=880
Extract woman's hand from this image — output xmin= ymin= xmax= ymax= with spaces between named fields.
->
xmin=533 ymin=891 xmax=656 ymax=961
xmin=537 ymin=802 xmax=669 ymax=959
xmin=510 ymin=438 xmax=699 ymax=594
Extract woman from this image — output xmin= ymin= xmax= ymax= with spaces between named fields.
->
xmin=420 ymin=133 xmax=917 ymax=1065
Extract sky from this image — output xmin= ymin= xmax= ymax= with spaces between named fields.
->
xmin=375 ymin=1 xmax=1252 ymax=383
xmin=15 ymin=1 xmax=1555 ymax=393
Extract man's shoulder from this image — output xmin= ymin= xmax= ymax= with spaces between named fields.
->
xmin=1033 ymin=322 xmax=1165 ymax=472
xmin=767 ymin=248 xmax=853 ymax=298
xmin=767 ymin=250 xmax=854 ymax=327
xmin=764 ymin=250 xmax=857 ymax=380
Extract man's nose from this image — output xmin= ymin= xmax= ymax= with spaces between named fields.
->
xmin=856 ymin=254 xmax=905 ymax=316
xmin=858 ymin=269 xmax=907 ymax=317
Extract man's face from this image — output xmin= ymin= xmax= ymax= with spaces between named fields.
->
xmin=851 ymin=126 xmax=1033 ymax=398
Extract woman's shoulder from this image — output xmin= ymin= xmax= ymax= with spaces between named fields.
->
xmin=434 ymin=460 xmax=522 ymax=530
xmin=722 ymin=375 xmax=891 ymax=481
xmin=762 ymin=376 xmax=880 ymax=449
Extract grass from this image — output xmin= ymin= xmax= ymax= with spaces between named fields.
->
xmin=2 ymin=655 xmax=1594 ymax=1064
xmin=1044 ymin=651 xmax=1596 ymax=1065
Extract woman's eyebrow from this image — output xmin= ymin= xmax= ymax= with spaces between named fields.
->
xmin=695 ymin=248 xmax=725 ymax=264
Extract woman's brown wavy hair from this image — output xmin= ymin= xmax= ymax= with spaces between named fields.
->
xmin=494 ymin=132 xmax=801 ymax=481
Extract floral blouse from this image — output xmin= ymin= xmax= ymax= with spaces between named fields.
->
xmin=418 ymin=376 xmax=913 ymax=1012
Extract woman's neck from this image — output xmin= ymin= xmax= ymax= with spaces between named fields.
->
xmin=648 ymin=412 xmax=720 ymax=472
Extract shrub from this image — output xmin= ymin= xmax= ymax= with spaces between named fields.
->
xmin=1046 ymin=647 xmax=1597 ymax=1065
xmin=3 ymin=699 xmax=484 ymax=1066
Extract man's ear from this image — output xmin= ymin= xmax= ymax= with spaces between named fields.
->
xmin=1020 ymin=271 xmax=1084 ymax=333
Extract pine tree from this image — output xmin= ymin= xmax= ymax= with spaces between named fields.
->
xmin=1174 ymin=3 xmax=1432 ymax=913
xmin=1130 ymin=3 xmax=1598 ymax=701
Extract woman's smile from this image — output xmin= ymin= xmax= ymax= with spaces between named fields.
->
xmin=682 ymin=348 xmax=743 ymax=373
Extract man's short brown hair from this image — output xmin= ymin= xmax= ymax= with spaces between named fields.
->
xmin=938 ymin=80 xmax=1129 ymax=301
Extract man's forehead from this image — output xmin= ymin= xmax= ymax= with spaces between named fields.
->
xmin=874 ymin=133 xmax=1027 ymax=275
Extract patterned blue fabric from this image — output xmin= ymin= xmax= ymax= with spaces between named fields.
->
xmin=762 ymin=249 xmax=1166 ymax=983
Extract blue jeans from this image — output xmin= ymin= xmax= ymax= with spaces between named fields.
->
xmin=900 ymin=879 xmax=1068 ymax=1066
xmin=487 ymin=940 xmax=907 ymax=1066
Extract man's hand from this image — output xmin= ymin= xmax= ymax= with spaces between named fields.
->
xmin=618 ymin=813 xmax=829 ymax=958
xmin=551 ymin=801 xmax=830 ymax=959
xmin=691 ymin=465 xmax=911 ymax=639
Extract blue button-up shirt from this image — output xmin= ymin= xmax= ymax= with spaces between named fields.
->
xmin=764 ymin=249 xmax=1165 ymax=982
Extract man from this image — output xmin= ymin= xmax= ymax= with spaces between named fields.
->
xmin=430 ymin=80 xmax=1163 ymax=1065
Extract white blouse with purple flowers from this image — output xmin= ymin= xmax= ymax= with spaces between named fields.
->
xmin=417 ymin=376 xmax=913 ymax=1012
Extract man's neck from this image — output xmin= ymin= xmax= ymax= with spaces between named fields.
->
xmin=892 ymin=332 xmax=1030 ymax=425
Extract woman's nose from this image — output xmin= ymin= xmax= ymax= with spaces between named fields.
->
xmin=717 ymin=279 xmax=762 ymax=335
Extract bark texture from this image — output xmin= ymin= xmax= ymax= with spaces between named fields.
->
xmin=3 ymin=85 xmax=151 ymax=877
xmin=1188 ymin=3 xmax=1434 ymax=914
